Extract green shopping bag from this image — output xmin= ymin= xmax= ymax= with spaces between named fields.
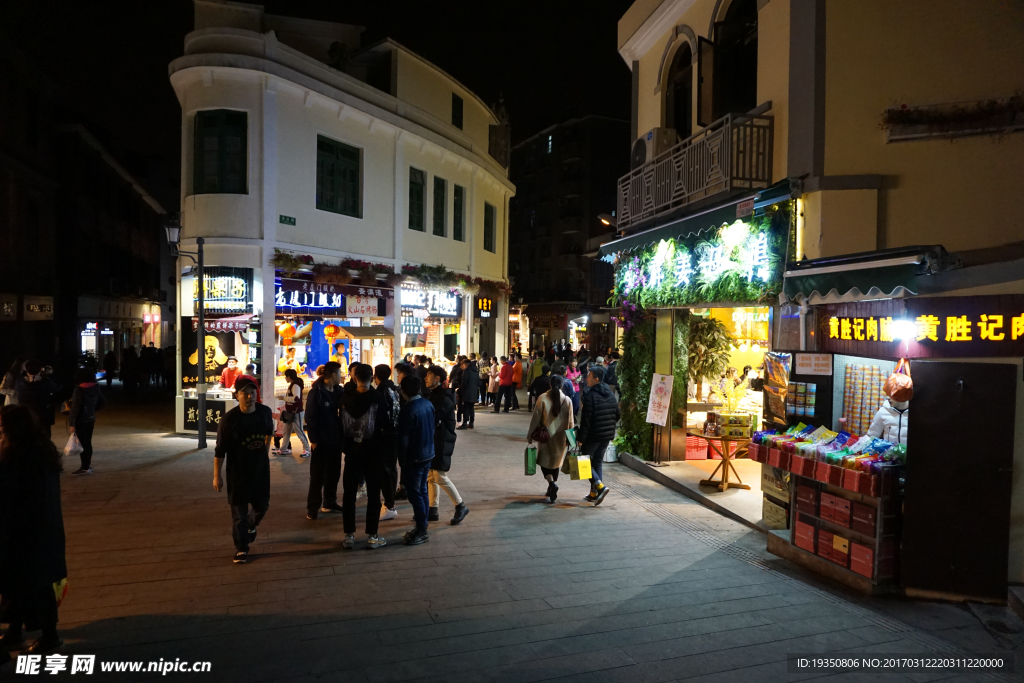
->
xmin=524 ymin=445 xmax=538 ymax=476
xmin=566 ymin=428 xmax=578 ymax=450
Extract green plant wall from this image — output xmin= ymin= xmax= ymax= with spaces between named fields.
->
xmin=614 ymin=317 xmax=656 ymax=460
xmin=672 ymin=311 xmax=690 ymax=427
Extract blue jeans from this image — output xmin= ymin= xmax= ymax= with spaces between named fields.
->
xmin=583 ymin=439 xmax=609 ymax=490
xmin=401 ymin=461 xmax=432 ymax=532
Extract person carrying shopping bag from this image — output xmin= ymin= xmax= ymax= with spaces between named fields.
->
xmin=277 ymin=369 xmax=310 ymax=457
xmin=526 ymin=375 xmax=574 ymax=503
xmin=67 ymin=369 xmax=106 ymax=475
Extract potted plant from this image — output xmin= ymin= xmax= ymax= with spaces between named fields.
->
xmin=687 ymin=315 xmax=734 ymax=401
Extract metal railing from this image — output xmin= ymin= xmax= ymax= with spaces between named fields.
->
xmin=617 ymin=111 xmax=773 ymax=230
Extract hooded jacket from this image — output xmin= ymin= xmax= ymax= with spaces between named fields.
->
xmin=304 ymin=378 xmax=341 ymax=446
xmin=578 ymin=381 xmax=620 ymax=445
xmin=866 ymin=399 xmax=909 ymax=445
xmin=340 ymin=383 xmax=387 ymax=451
xmin=397 ymin=396 xmax=435 ymax=466
xmin=459 ymin=362 xmax=481 ymax=403
xmin=428 ymin=384 xmax=457 ymax=471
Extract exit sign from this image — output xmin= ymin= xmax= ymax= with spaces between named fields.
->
xmin=279 ymin=215 xmax=296 ymax=226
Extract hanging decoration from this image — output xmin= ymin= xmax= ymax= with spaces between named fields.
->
xmin=278 ymin=321 xmax=296 ymax=345
xmin=323 ymin=323 xmax=340 ymax=342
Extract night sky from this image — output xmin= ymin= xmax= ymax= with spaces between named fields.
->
xmin=1 ymin=0 xmax=633 ymax=210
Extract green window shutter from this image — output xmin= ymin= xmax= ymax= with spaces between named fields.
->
xmin=409 ymin=168 xmax=426 ymax=231
xmin=193 ymin=110 xmax=247 ymax=195
xmin=453 ymin=185 xmax=465 ymax=241
xmin=433 ymin=177 xmax=447 ymax=236
xmin=316 ymin=136 xmax=361 ymax=217
xmin=484 ymin=202 xmax=496 ymax=253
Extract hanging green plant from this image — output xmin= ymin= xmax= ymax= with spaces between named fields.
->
xmin=270 ymin=249 xmax=313 ymax=277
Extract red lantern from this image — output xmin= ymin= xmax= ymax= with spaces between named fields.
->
xmin=323 ymin=323 xmax=340 ymax=340
xmin=278 ymin=321 xmax=296 ymax=345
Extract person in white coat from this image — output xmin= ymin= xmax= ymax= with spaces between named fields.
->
xmin=526 ymin=376 xmax=575 ymax=503
xmin=866 ymin=398 xmax=909 ymax=445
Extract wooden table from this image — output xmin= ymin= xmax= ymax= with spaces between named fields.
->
xmin=687 ymin=431 xmax=752 ymax=492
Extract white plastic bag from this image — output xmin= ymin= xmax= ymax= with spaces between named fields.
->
xmin=63 ymin=433 xmax=83 ymax=457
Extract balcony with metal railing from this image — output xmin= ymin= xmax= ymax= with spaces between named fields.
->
xmin=616 ymin=110 xmax=773 ymax=231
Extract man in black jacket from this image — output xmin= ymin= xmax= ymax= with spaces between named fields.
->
xmin=578 ymin=365 xmax=620 ymax=506
xmin=456 ymin=358 xmax=479 ymax=429
xmin=425 ymin=366 xmax=469 ymax=524
xmin=15 ymin=360 xmax=58 ymax=439
xmin=339 ymin=363 xmax=391 ymax=549
xmin=304 ymin=361 xmax=343 ymax=520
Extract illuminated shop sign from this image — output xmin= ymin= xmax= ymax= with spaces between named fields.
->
xmin=475 ymin=297 xmax=493 ymax=318
xmin=613 ymin=212 xmax=787 ymax=308
xmin=402 ymin=286 xmax=462 ymax=318
xmin=275 ymin=286 xmax=343 ymax=310
xmin=194 ymin=267 xmax=254 ymax=314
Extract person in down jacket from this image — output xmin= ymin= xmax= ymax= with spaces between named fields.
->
xmin=426 ymin=366 xmax=468 ymax=526
xmin=577 ymin=365 xmax=620 ymax=505
xmin=866 ymin=397 xmax=909 ymax=446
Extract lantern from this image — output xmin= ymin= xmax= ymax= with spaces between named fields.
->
xmin=278 ymin=321 xmax=296 ymax=345
xmin=323 ymin=323 xmax=340 ymax=341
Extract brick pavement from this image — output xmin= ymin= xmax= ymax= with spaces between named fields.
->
xmin=14 ymin=389 xmax=1023 ymax=682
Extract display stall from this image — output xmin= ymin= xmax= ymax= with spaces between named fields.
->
xmin=765 ymin=280 xmax=1023 ymax=600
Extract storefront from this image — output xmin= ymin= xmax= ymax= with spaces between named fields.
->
xmin=598 ymin=191 xmax=793 ymax=532
xmin=400 ymin=284 xmax=462 ymax=361
xmin=760 ymin=276 xmax=1024 ymax=601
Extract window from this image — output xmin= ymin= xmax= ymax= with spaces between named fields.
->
xmin=433 ymin=177 xmax=447 ymax=236
xmin=316 ymin=136 xmax=361 ymax=217
xmin=546 ymin=135 xmax=553 ymax=154
xmin=484 ymin=202 xmax=497 ymax=253
xmin=453 ymin=185 xmax=465 ymax=241
xmin=408 ymin=168 xmax=426 ymax=231
xmin=666 ymin=44 xmax=693 ymax=137
xmin=452 ymin=93 xmax=464 ymax=130
xmin=194 ymin=110 xmax=247 ymax=194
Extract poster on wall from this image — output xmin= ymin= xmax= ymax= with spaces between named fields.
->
xmin=180 ymin=316 xmax=236 ymax=386
xmin=346 ymin=296 xmax=379 ymax=317
xmin=795 ymin=353 xmax=832 ymax=376
xmin=646 ymin=373 xmax=674 ymax=426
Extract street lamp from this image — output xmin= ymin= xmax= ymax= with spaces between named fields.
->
xmin=598 ymin=213 xmax=617 ymax=228
xmin=164 ymin=215 xmax=208 ymax=449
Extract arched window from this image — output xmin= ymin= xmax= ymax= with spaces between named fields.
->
xmin=665 ymin=44 xmax=693 ymax=138
xmin=713 ymin=0 xmax=758 ymax=118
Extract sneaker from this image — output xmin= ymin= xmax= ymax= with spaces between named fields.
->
xmin=584 ymin=492 xmax=598 ymax=503
xmin=248 ymin=528 xmax=257 ymax=544
xmin=456 ymin=424 xmax=470 ymax=431
xmin=24 ymin=635 xmax=62 ymax=655
xmin=300 ymin=451 xmax=310 ymax=458
xmin=321 ymin=504 xmax=343 ymax=513
xmin=380 ymin=505 xmax=398 ymax=521
xmin=342 ymin=534 xmax=356 ymax=549
xmin=367 ymin=535 xmax=387 ymax=549
xmin=404 ymin=529 xmax=429 ymax=545
xmin=451 ymin=503 xmax=469 ymax=525
xmin=233 ymin=551 xmax=247 ymax=564
xmin=306 ymin=511 xmax=318 ymax=520
xmin=271 ymin=448 xmax=282 ymax=455
xmin=69 ymin=468 xmax=92 ymax=476
xmin=427 ymin=506 xmax=439 ymax=522
xmin=594 ymin=487 xmax=610 ymax=506
xmin=279 ymin=449 xmax=292 ymax=455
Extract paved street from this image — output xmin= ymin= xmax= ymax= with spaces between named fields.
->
xmin=34 ymin=389 xmax=1023 ymax=682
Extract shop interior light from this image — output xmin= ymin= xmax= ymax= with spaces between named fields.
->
xmin=891 ymin=319 xmax=918 ymax=341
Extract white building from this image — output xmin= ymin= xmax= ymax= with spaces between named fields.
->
xmin=169 ymin=0 xmax=513 ymax=432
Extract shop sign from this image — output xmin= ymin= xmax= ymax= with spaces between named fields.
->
xmin=153 ymin=313 xmax=161 ymax=324
xmin=23 ymin=296 xmax=54 ymax=321
xmin=346 ymin=296 xmax=379 ymax=317
xmin=191 ymin=318 xmax=251 ymax=332
xmin=144 ymin=313 xmax=152 ymax=323
xmin=183 ymin=398 xmax=227 ymax=432
xmin=795 ymin=353 xmax=832 ymax=376
xmin=277 ymin=278 xmax=394 ymax=299
xmin=614 ymin=211 xmax=787 ymax=309
xmin=82 ymin=322 xmax=98 ymax=337
xmin=402 ymin=286 xmax=462 ymax=318
xmin=819 ymin=295 xmax=1024 ymax=358
xmin=180 ymin=316 xmax=235 ymax=386
xmin=645 ymin=373 xmax=674 ymax=426
xmin=194 ymin=267 xmax=254 ymax=314
xmin=475 ymin=297 xmax=493 ymax=318
xmin=100 ymin=327 xmax=114 ymax=336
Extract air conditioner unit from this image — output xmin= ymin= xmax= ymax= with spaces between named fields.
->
xmin=630 ymin=127 xmax=677 ymax=170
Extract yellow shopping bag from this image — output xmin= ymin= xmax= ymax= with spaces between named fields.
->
xmin=567 ymin=454 xmax=592 ymax=481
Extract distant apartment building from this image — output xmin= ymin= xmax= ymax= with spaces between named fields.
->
xmin=509 ymin=116 xmax=629 ymax=352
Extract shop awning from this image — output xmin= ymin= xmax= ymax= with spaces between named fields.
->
xmin=335 ymin=326 xmax=394 ymax=339
xmin=597 ymin=179 xmax=795 ymax=260
xmin=781 ymin=246 xmax=958 ymax=305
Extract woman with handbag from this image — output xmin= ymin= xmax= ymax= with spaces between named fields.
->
xmin=526 ymin=376 xmax=574 ymax=503
xmin=277 ymin=369 xmax=310 ymax=457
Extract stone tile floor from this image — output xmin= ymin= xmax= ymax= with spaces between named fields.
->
xmin=6 ymin=389 xmax=1022 ymax=681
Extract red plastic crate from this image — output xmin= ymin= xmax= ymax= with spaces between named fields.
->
xmin=685 ymin=435 xmax=708 ymax=460
xmin=814 ymin=460 xmax=831 ymax=483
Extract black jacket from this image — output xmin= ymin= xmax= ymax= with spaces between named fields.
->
xmin=450 ymin=365 xmax=464 ymax=395
xmin=605 ymin=361 xmax=619 ymax=387
xmin=458 ymin=362 xmax=481 ymax=403
xmin=340 ymin=383 xmax=388 ymax=453
xmin=578 ymin=381 xmax=620 ymax=445
xmin=0 ymin=453 xmax=67 ymax=590
xmin=428 ymin=385 xmax=457 ymax=471
xmin=528 ymin=374 xmax=551 ymax=397
xmin=15 ymin=376 xmax=58 ymax=427
xmin=68 ymin=383 xmax=106 ymax=427
xmin=304 ymin=379 xmax=341 ymax=446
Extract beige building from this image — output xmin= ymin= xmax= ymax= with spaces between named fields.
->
xmin=169 ymin=0 xmax=513 ymax=430
xmin=611 ymin=0 xmax=1024 ymax=594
